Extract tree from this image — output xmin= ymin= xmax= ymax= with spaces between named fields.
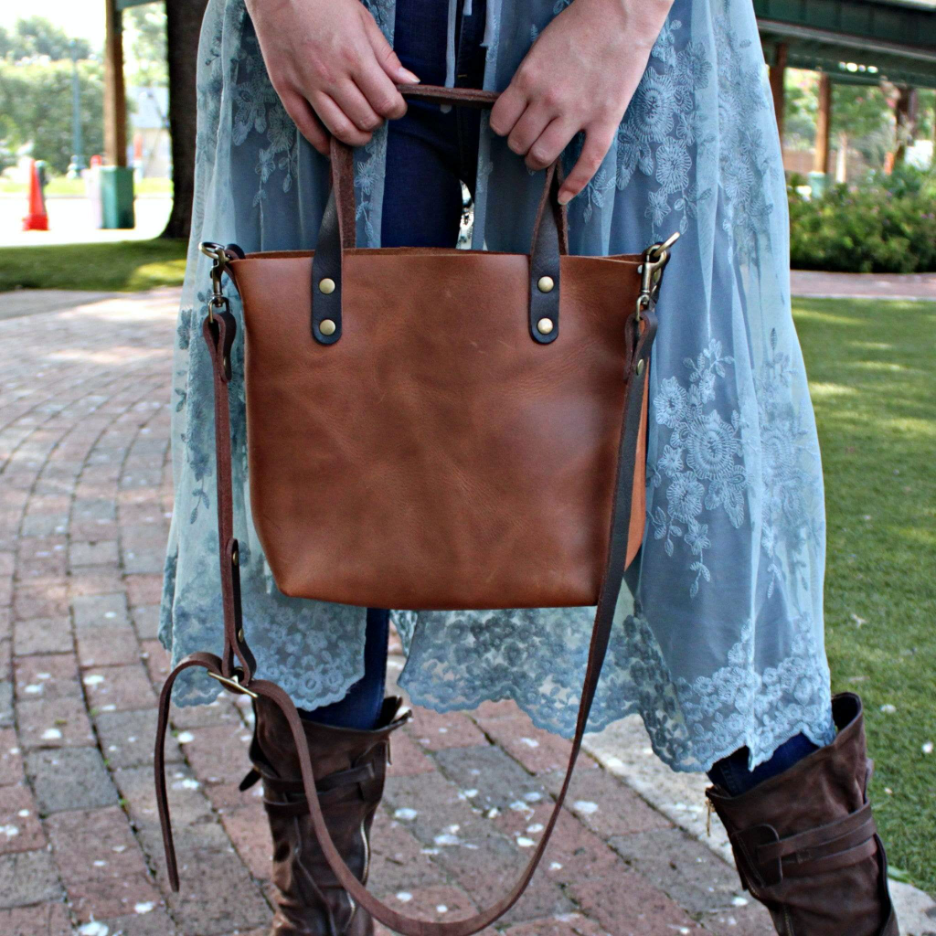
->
xmin=126 ymin=5 xmax=168 ymax=88
xmin=830 ymin=84 xmax=893 ymax=180
xmin=0 ymin=59 xmax=104 ymax=173
xmin=783 ymin=73 xmax=819 ymax=151
xmin=161 ymin=0 xmax=209 ymax=239
xmin=0 ymin=17 xmax=93 ymax=62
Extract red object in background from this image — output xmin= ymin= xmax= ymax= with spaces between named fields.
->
xmin=23 ymin=159 xmax=49 ymax=232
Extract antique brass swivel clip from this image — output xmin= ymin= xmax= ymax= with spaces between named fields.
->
xmin=637 ymin=231 xmax=680 ymax=321
xmin=200 ymin=241 xmax=231 ymax=324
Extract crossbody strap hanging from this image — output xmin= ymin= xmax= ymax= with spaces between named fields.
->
xmin=155 ymin=236 xmax=675 ymax=936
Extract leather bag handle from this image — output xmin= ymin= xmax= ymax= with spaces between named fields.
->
xmin=311 ymin=84 xmax=569 ymax=347
xmin=155 ymin=293 xmax=661 ymax=936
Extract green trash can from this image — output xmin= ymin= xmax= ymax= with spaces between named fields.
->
xmin=100 ymin=166 xmax=135 ymax=229
xmin=807 ymin=170 xmax=828 ymax=198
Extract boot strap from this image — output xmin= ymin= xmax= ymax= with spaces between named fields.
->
xmin=268 ymin=763 xmax=380 ymax=817
xmin=238 ymin=760 xmax=377 ymax=802
xmin=734 ymin=801 xmax=879 ymax=887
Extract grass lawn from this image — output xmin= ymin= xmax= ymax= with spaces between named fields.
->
xmin=0 ymin=239 xmax=188 ymax=292
xmin=794 ymin=297 xmax=936 ymax=896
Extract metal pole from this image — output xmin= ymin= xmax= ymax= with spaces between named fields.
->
xmin=68 ymin=40 xmax=86 ymax=178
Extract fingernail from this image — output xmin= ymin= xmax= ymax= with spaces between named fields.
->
xmin=557 ymin=192 xmax=572 ymax=205
xmin=398 ymin=68 xmax=421 ymax=84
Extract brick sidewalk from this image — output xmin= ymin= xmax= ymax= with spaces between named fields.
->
xmin=789 ymin=269 xmax=936 ymax=301
xmin=0 ymin=288 xmax=821 ymax=936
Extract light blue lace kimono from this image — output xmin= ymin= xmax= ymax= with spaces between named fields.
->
xmin=160 ymin=0 xmax=836 ymax=772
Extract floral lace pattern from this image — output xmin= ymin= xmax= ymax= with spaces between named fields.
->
xmin=161 ymin=0 xmax=834 ymax=774
xmin=614 ymin=19 xmax=713 ymax=236
xmin=650 ymin=340 xmax=746 ymax=597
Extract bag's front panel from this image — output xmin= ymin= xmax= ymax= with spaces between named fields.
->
xmin=235 ymin=251 xmax=641 ymax=610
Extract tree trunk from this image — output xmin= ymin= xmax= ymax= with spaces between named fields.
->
xmin=161 ymin=0 xmax=209 ymax=239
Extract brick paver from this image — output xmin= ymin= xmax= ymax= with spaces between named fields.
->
xmin=0 ymin=289 xmax=779 ymax=935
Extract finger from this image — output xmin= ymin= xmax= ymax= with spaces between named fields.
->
xmin=330 ymin=79 xmax=384 ymax=132
xmin=525 ymin=117 xmax=577 ymax=172
xmin=362 ymin=11 xmax=420 ymax=84
xmin=355 ymin=60 xmax=407 ymax=120
xmin=310 ymin=90 xmax=373 ymax=147
xmin=283 ymin=92 xmax=330 ymax=156
xmin=489 ymin=84 xmax=527 ymax=137
xmin=558 ymin=123 xmax=616 ymax=204
xmin=507 ymin=104 xmax=552 ymax=157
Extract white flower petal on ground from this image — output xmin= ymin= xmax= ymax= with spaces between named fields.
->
xmin=573 ymin=801 xmax=599 ymax=815
xmin=78 ymin=924 xmax=109 ymax=936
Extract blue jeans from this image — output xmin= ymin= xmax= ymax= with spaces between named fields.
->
xmin=301 ymin=0 xmax=486 ymax=731
xmin=707 ymin=733 xmax=818 ymax=795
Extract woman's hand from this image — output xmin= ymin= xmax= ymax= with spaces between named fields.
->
xmin=490 ymin=0 xmax=673 ymax=204
xmin=245 ymin=0 xmax=420 ymax=155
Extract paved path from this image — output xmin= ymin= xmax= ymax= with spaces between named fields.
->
xmin=1 ymin=197 xmax=172 ymax=249
xmin=789 ymin=269 xmax=936 ymax=301
xmin=0 ymin=289 xmax=933 ymax=936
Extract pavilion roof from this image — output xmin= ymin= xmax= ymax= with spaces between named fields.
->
xmin=755 ymin=0 xmax=936 ymax=87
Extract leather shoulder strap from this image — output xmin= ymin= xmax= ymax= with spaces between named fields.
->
xmin=156 ymin=259 xmax=662 ymax=936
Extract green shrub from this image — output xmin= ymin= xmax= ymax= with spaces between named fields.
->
xmin=788 ymin=166 xmax=936 ymax=274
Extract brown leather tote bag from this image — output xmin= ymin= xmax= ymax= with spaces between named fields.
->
xmin=155 ymin=85 xmax=677 ymax=936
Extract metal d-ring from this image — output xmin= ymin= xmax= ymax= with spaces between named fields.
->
xmin=207 ymin=670 xmax=258 ymax=699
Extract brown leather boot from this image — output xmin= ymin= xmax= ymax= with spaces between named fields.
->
xmin=242 ymin=696 xmax=410 ymax=936
xmin=706 ymin=693 xmax=898 ymax=936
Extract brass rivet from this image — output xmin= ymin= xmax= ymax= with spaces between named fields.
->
xmin=231 ymin=547 xmax=238 ymax=566
xmin=319 ymin=277 xmax=336 ymax=295
xmin=636 ymin=358 xmax=645 ymax=376
xmin=223 ymin=356 xmax=229 ymax=370
xmin=537 ymin=317 xmax=554 ymax=336
xmin=537 ymin=275 xmax=555 ymax=293
xmin=237 ymin=628 xmax=245 ymax=643
xmin=320 ymin=319 xmax=337 ymax=337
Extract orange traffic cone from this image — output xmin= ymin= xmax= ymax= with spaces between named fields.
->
xmin=23 ymin=159 xmax=49 ymax=232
